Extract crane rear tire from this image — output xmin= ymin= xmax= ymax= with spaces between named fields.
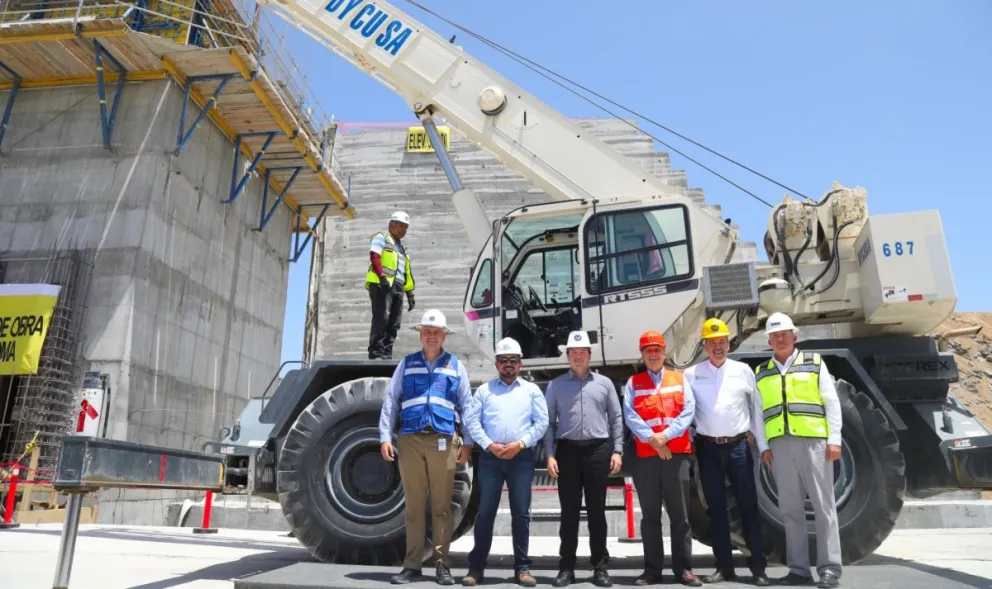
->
xmin=276 ymin=376 xmax=475 ymax=565
xmin=689 ymin=379 xmax=906 ymax=566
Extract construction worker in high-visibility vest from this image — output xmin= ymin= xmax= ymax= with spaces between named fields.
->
xmin=366 ymin=211 xmax=415 ymax=359
xmin=621 ymin=330 xmax=702 ymax=587
xmin=754 ymin=312 xmax=843 ymax=589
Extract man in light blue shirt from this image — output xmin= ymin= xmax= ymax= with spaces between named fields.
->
xmin=461 ymin=337 xmax=548 ymax=588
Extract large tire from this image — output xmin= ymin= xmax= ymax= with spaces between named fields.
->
xmin=689 ymin=379 xmax=906 ymax=566
xmin=276 ymin=377 xmax=475 ymax=565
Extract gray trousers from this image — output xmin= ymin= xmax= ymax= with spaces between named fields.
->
xmin=769 ymin=435 xmax=842 ymax=579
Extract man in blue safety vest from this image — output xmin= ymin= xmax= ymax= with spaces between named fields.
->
xmin=379 ymin=309 xmax=473 ymax=586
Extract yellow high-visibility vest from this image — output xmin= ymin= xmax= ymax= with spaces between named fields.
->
xmin=365 ymin=232 xmax=415 ymax=292
xmin=755 ymin=351 xmax=828 ymax=440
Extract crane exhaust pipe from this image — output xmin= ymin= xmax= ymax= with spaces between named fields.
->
xmin=420 ymin=116 xmax=491 ymax=252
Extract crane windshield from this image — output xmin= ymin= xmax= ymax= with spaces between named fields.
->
xmin=500 ymin=213 xmax=584 ymax=268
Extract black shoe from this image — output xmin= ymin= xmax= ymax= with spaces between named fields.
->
xmin=775 ymin=572 xmax=815 ymax=586
xmin=552 ymin=569 xmax=575 ymax=587
xmin=391 ymin=568 xmax=421 ymax=584
xmin=634 ymin=571 xmax=663 ymax=586
xmin=593 ymin=567 xmax=613 ymax=588
xmin=703 ymin=571 xmax=737 ymax=583
xmin=752 ymin=571 xmax=770 ymax=586
xmin=817 ymin=572 xmax=840 ymax=588
xmin=436 ymin=564 xmax=455 ymax=586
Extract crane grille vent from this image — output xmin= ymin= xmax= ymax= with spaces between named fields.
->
xmin=703 ymin=262 xmax=759 ymax=310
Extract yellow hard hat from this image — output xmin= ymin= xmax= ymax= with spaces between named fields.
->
xmin=701 ymin=318 xmax=730 ymax=340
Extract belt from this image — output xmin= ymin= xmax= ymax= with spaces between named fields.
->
xmin=696 ymin=432 xmax=748 ymax=445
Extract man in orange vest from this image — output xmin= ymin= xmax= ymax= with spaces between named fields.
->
xmin=621 ymin=331 xmax=702 ymax=587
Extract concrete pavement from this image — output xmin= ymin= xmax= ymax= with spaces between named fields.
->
xmin=0 ymin=525 xmax=989 ymax=588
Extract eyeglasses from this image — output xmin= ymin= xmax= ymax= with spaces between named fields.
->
xmin=496 ymin=357 xmax=520 ymax=365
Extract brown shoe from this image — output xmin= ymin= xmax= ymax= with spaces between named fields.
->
xmin=461 ymin=570 xmax=483 ymax=586
xmin=516 ymin=571 xmax=537 ymax=587
xmin=680 ymin=571 xmax=703 ymax=587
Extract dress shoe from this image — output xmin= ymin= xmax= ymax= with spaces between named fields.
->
xmin=516 ymin=570 xmax=537 ymax=587
xmin=634 ymin=571 xmax=663 ymax=586
xmin=775 ymin=572 xmax=815 ymax=585
xmin=817 ymin=572 xmax=840 ymax=588
xmin=593 ymin=567 xmax=613 ymax=587
xmin=390 ymin=568 xmax=421 ymax=584
xmin=461 ymin=570 xmax=483 ymax=586
xmin=752 ymin=571 xmax=771 ymax=586
xmin=703 ymin=571 xmax=737 ymax=583
xmin=680 ymin=571 xmax=703 ymax=587
xmin=552 ymin=569 xmax=575 ymax=587
xmin=436 ymin=564 xmax=454 ymax=586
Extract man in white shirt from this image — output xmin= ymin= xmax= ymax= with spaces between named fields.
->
xmin=684 ymin=318 xmax=769 ymax=586
xmin=754 ymin=312 xmax=843 ymax=589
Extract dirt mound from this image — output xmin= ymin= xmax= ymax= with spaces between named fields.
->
xmin=930 ymin=312 xmax=992 ymax=432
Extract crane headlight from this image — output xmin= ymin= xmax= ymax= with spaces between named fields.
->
xmin=758 ymin=277 xmax=793 ymax=314
xmin=478 ymin=86 xmax=507 ymax=115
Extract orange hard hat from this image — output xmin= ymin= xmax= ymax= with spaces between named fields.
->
xmin=639 ymin=330 xmax=666 ymax=350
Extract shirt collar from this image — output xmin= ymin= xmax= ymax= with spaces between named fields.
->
xmin=568 ymin=369 xmax=593 ymax=381
xmin=492 ymin=377 xmax=521 ymax=390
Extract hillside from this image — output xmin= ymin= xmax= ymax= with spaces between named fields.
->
xmin=932 ymin=312 xmax=992 ymax=432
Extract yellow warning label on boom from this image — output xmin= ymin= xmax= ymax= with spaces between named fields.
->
xmin=406 ymin=126 xmax=450 ymax=152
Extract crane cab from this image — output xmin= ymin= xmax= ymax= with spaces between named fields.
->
xmin=463 ymin=195 xmax=721 ymax=371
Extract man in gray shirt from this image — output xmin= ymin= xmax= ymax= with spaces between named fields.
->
xmin=544 ymin=331 xmax=624 ymax=588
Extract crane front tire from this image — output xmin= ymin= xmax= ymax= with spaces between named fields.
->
xmin=276 ymin=376 xmax=475 ymax=565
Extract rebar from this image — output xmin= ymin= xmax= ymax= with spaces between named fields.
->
xmin=0 ymin=248 xmax=93 ymax=474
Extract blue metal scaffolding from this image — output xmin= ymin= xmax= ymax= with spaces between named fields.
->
xmin=93 ymin=40 xmax=127 ymax=150
xmin=0 ymin=58 xmax=21 ymax=153
xmin=176 ymin=73 xmax=234 ymax=155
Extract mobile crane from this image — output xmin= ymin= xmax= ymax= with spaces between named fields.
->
xmin=204 ymin=0 xmax=992 ymax=569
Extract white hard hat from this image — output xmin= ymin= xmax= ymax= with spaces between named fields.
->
xmin=412 ymin=308 xmax=453 ymax=334
xmin=558 ymin=330 xmax=593 ymax=354
xmin=494 ymin=337 xmax=522 ymax=357
xmin=390 ymin=211 xmax=410 ymax=225
xmin=764 ymin=312 xmax=798 ymax=335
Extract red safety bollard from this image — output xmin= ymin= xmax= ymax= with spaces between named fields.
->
xmin=1 ymin=463 xmax=21 ymax=529
xmin=618 ymin=479 xmax=639 ymax=543
xmin=193 ymin=490 xmax=218 ymax=534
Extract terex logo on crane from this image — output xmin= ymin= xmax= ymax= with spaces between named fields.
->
xmin=324 ymin=0 xmax=413 ymax=56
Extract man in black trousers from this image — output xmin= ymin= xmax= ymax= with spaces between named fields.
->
xmin=365 ymin=211 xmax=415 ymax=359
xmin=543 ymin=331 xmax=624 ymax=588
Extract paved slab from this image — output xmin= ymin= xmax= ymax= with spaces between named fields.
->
xmin=235 ymin=563 xmax=992 ymax=589
xmin=1 ymin=525 xmax=990 ymax=589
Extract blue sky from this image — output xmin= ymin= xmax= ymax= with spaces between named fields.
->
xmin=279 ymin=0 xmax=991 ymax=365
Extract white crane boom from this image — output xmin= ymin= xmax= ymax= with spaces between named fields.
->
xmin=262 ymin=0 xmax=688 ymax=207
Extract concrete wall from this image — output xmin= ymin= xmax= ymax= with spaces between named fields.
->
xmin=0 ymin=79 xmax=295 ymax=522
xmin=310 ymin=119 xmax=758 ymax=377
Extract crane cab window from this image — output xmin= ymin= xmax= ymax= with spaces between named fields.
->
xmin=470 ymin=258 xmax=493 ymax=308
xmin=503 ymin=245 xmax=581 ymax=359
xmin=585 ymin=204 xmax=693 ymax=293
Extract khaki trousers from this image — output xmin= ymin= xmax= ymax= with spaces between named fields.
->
xmin=397 ymin=431 xmax=459 ymax=569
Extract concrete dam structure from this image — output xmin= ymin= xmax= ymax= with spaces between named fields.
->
xmin=0 ymin=0 xmax=351 ymax=522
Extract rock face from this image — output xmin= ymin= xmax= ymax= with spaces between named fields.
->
xmin=930 ymin=312 xmax=992 ymax=432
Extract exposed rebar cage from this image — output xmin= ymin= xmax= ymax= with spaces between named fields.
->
xmin=0 ymin=248 xmax=93 ymax=474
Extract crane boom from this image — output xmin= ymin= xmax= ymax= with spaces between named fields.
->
xmin=262 ymin=0 xmax=688 ymax=207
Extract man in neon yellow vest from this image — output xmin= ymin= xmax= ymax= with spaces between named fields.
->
xmin=754 ymin=312 xmax=843 ymax=588
xmin=366 ymin=211 xmax=415 ymax=359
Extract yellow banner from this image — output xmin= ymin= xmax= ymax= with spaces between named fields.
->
xmin=406 ymin=125 xmax=450 ymax=152
xmin=0 ymin=284 xmax=60 ymax=376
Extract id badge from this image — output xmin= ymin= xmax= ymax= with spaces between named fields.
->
xmin=438 ymin=438 xmax=447 ymax=451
